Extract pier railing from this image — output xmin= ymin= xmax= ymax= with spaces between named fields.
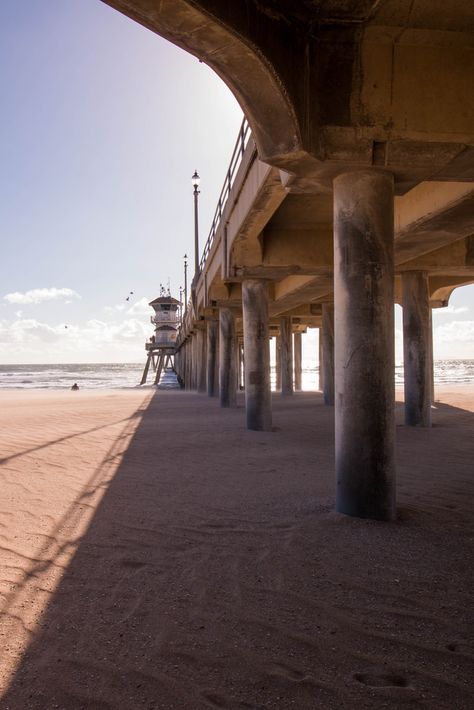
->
xmin=199 ymin=116 xmax=251 ymax=271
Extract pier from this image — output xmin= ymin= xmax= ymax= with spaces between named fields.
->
xmin=103 ymin=0 xmax=474 ymax=521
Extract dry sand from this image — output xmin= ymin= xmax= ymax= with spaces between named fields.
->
xmin=0 ymin=386 xmax=473 ymax=709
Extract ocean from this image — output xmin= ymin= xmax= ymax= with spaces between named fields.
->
xmin=0 ymin=360 xmax=473 ymax=390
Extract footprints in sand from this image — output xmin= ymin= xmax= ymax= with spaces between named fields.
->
xmin=354 ymin=671 xmax=410 ymax=688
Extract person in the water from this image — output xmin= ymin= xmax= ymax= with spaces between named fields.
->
xmin=71 ymin=383 xmax=79 ymax=391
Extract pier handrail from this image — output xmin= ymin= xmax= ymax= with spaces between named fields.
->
xmin=199 ymin=116 xmax=251 ymax=271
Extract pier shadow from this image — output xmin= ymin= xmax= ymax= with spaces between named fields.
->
xmin=1 ymin=391 xmax=473 ymax=709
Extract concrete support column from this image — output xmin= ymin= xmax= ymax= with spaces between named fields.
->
xmin=186 ymin=340 xmax=192 ymax=389
xmin=197 ymin=328 xmax=207 ymax=393
xmin=206 ymin=319 xmax=218 ymax=397
xmin=239 ymin=341 xmax=245 ymax=390
xmin=402 ymin=271 xmax=432 ymax=427
xmin=280 ymin=316 xmax=293 ymax=396
xmin=318 ymin=329 xmax=324 ymax=392
xmin=219 ymin=308 xmax=238 ymax=407
xmin=275 ymin=336 xmax=281 ymax=390
xmin=334 ymin=169 xmax=396 ymax=521
xmin=322 ymin=303 xmax=335 ymax=405
xmin=294 ymin=332 xmax=302 ymax=391
xmin=242 ymin=280 xmax=272 ymax=431
xmin=192 ymin=334 xmax=199 ymax=390
xmin=429 ymin=307 xmax=435 ymax=403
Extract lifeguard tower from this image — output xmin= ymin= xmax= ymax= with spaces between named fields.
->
xmin=140 ymin=287 xmax=181 ymax=385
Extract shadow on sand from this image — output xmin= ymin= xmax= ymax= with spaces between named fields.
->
xmin=1 ymin=392 xmax=473 ymax=709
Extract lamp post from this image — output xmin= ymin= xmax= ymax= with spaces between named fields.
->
xmin=183 ymin=254 xmax=188 ymax=316
xmin=192 ymin=170 xmax=200 ymax=276
xmin=179 ymin=286 xmax=184 ymax=322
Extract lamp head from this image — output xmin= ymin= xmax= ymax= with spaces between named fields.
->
xmin=191 ymin=170 xmax=200 ymax=189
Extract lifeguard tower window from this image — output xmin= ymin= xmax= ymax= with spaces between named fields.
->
xmin=162 ymin=305 xmax=171 ymax=311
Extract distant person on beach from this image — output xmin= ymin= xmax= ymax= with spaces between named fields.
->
xmin=71 ymin=383 xmax=79 ymax=391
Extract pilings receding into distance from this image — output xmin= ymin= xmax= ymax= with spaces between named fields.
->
xmin=333 ymin=170 xmax=396 ymax=522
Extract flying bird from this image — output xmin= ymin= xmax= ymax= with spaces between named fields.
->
xmin=125 ymin=290 xmax=134 ymax=302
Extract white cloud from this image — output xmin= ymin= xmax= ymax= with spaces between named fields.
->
xmin=104 ymin=304 xmax=126 ymax=313
xmin=432 ymin=305 xmax=468 ymax=316
xmin=0 ymin=318 xmax=62 ymax=344
xmin=0 ymin=315 xmax=151 ymax=363
xmin=435 ymin=320 xmax=474 ymax=343
xmin=4 ymin=287 xmax=81 ymax=305
xmin=126 ymin=297 xmax=151 ymax=315
xmin=104 ymin=297 xmax=151 ymax=316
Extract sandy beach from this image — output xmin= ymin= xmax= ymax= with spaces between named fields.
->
xmin=0 ymin=386 xmax=473 ymax=709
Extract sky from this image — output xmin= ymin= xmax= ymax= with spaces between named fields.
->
xmin=0 ymin=0 xmax=472 ymax=364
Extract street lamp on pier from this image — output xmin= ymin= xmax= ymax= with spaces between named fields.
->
xmin=192 ymin=170 xmax=200 ymax=277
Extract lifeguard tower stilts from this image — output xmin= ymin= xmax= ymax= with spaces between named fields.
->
xmin=140 ymin=287 xmax=181 ymax=385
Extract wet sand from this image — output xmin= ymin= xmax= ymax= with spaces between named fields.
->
xmin=0 ymin=386 xmax=473 ymax=709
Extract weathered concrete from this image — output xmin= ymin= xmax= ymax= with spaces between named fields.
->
xmin=219 ymin=309 xmax=238 ymax=408
xmin=334 ymin=170 xmax=396 ymax=521
xmin=191 ymin=336 xmax=198 ymax=391
xmin=402 ymin=271 xmax=432 ymax=427
xmin=206 ymin=319 xmax=219 ymax=397
xmin=275 ymin=335 xmax=281 ymax=391
xmin=294 ymin=332 xmax=302 ymax=391
xmin=242 ymin=280 xmax=272 ymax=431
xmin=318 ymin=329 xmax=324 ymax=392
xmin=280 ymin=316 xmax=293 ymax=396
xmin=197 ymin=329 xmax=207 ymax=393
xmin=321 ymin=303 xmax=335 ymax=406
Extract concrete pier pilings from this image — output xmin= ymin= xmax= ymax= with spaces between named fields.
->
xmin=294 ymin=332 xmax=302 ymax=391
xmin=275 ymin=335 xmax=281 ymax=391
xmin=322 ymin=303 xmax=335 ymax=406
xmin=334 ymin=170 xmax=396 ymax=521
xmin=207 ymin=319 xmax=219 ymax=397
xmin=197 ymin=328 xmax=207 ymax=393
xmin=242 ymin=279 xmax=272 ymax=431
xmin=280 ymin=316 xmax=293 ymax=396
xmin=402 ymin=271 xmax=432 ymax=427
xmin=219 ymin=308 xmax=238 ymax=408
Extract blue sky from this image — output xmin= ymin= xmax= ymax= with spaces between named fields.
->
xmin=0 ymin=0 xmax=472 ymax=363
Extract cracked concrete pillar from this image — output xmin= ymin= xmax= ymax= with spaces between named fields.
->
xmin=334 ymin=169 xmax=396 ymax=521
xmin=242 ymin=279 xmax=272 ymax=431
xmin=207 ymin=319 xmax=218 ymax=397
xmin=322 ymin=303 xmax=335 ymax=405
xmin=402 ymin=271 xmax=432 ymax=426
xmin=294 ymin=332 xmax=302 ymax=391
xmin=219 ymin=308 xmax=238 ymax=408
xmin=280 ymin=316 xmax=293 ymax=396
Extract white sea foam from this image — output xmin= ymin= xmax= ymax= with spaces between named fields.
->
xmin=0 ymin=360 xmax=473 ymax=390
